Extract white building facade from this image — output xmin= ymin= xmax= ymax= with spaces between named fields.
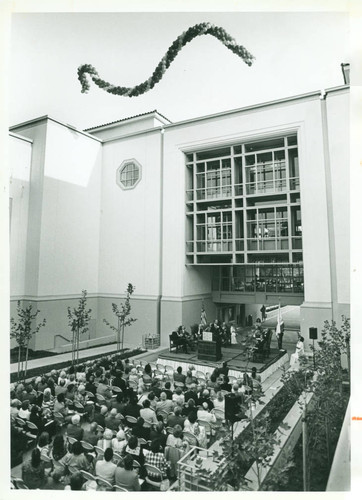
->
xmin=9 ymin=84 xmax=350 ymax=351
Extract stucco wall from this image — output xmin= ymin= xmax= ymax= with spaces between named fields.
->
xmin=9 ymin=135 xmax=32 ymax=297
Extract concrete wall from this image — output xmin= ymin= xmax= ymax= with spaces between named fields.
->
xmin=98 ymin=130 xmax=162 ymax=297
xmin=325 ymin=89 xmax=350 ymax=309
xmin=9 ymin=135 xmax=32 ymax=297
xmin=9 ymin=88 xmax=349 ymax=351
xmin=37 ymin=120 xmax=102 ymax=296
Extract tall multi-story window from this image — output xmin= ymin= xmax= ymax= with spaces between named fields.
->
xmin=186 ymin=134 xmax=303 ymax=295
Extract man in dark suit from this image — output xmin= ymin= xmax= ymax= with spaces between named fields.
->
xmin=163 ymin=382 xmax=173 ymax=400
xmin=173 ymin=366 xmax=186 ymax=385
xmin=170 ymin=330 xmax=188 ymax=353
xmin=166 ymin=406 xmax=185 ymax=429
xmin=184 ymin=384 xmax=198 ymax=403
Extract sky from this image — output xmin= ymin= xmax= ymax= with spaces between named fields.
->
xmin=9 ymin=11 xmax=350 ymax=130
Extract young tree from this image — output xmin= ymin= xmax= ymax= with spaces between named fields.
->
xmin=67 ymin=290 xmax=92 ymax=366
xmin=197 ymin=386 xmax=281 ymax=491
xmin=103 ymin=283 xmax=137 ymax=352
xmin=10 ymin=301 xmax=46 ymax=380
xmin=280 ymin=316 xmax=350 ymax=490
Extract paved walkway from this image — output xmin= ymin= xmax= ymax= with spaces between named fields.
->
xmin=11 ymin=342 xmax=165 ymax=376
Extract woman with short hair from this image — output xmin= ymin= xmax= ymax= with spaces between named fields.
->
xmin=114 ymin=454 xmax=141 ymax=491
xmin=22 ymin=448 xmax=46 ymax=489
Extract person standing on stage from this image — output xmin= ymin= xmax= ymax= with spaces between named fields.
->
xmin=260 ymin=305 xmax=267 ymax=322
xmin=221 ymin=322 xmax=230 ymax=346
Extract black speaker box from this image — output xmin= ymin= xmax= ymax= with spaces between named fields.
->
xmin=309 ymin=327 xmax=318 ymax=340
xmin=225 ymin=393 xmax=247 ymax=423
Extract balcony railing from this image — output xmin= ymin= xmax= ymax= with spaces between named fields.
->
xmin=245 ymin=178 xmax=287 ymax=195
xmin=247 ymin=237 xmax=289 ymax=251
xmin=215 ymin=264 xmax=304 ymax=294
xmin=289 ymin=177 xmax=300 ymax=190
xmin=186 ymin=240 xmax=233 ymax=253
xmin=186 ymin=176 xmax=300 ymax=202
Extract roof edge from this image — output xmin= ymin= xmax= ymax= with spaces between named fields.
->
xmin=9 ymin=115 xmax=103 ymax=143
xmin=84 ymin=110 xmax=172 ymax=132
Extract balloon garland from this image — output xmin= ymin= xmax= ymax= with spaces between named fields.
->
xmin=77 ymin=22 xmax=254 ymax=96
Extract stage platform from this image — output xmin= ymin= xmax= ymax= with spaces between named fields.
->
xmin=157 ymin=345 xmax=289 ymax=383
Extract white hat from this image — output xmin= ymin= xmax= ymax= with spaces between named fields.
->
xmin=71 ymin=414 xmax=80 ymax=424
xmin=116 ymin=430 xmax=125 ymax=440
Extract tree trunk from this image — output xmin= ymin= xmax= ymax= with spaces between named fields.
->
xmin=325 ymin=415 xmax=331 ymax=466
xmin=71 ymin=327 xmax=75 ymax=365
xmin=117 ymin=318 xmax=120 ymax=352
xmin=302 ymin=406 xmax=309 ymax=491
xmin=24 ymin=340 xmax=30 ymax=380
xmin=76 ymin=326 xmax=80 ymax=366
xmin=17 ymin=345 xmax=21 ymax=381
xmin=121 ymin=323 xmax=125 ymax=352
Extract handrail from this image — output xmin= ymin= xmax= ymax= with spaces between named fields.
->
xmin=54 ymin=334 xmax=71 ymax=348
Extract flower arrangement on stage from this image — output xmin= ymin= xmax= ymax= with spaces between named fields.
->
xmin=77 ymin=22 xmax=255 ymax=96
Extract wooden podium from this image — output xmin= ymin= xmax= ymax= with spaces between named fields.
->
xmin=197 ymin=340 xmax=222 ymax=362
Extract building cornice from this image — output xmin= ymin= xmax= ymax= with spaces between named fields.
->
xmin=9 ymin=115 xmax=103 ymax=143
xmin=163 ymin=85 xmax=349 ymax=130
xmin=9 ymin=132 xmax=33 ymax=144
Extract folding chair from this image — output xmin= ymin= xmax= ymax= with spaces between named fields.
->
xmin=15 ymin=417 xmax=26 ymax=428
xmin=182 ymin=431 xmax=198 ymax=447
xmin=198 ymin=420 xmax=212 ymax=441
xmin=157 ymin=410 xmax=169 ymax=421
xmin=74 ymin=401 xmax=84 ymax=412
xmin=114 ymin=485 xmax=128 ymax=492
xmin=81 ymin=441 xmax=94 ymax=452
xmin=132 ymin=459 xmax=141 ymax=474
xmin=96 ymin=476 xmax=113 ymax=491
xmin=128 ymin=380 xmax=138 ymax=391
xmin=94 ymin=445 xmax=105 ymax=458
xmin=11 ymin=477 xmax=28 ymax=489
xmin=212 ymin=409 xmax=224 ymax=421
xmin=125 ymin=415 xmax=138 ymax=426
xmin=80 ymin=470 xmax=96 ymax=482
xmin=144 ymin=464 xmax=164 ymax=490
xmin=67 ymin=436 xmax=78 ymax=446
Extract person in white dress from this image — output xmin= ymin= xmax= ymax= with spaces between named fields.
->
xmin=290 ymin=335 xmax=305 ymax=370
xmin=230 ymin=325 xmax=237 ymax=344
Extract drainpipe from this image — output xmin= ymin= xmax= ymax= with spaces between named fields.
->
xmin=156 ymin=127 xmax=165 ymax=341
xmin=320 ymin=90 xmax=338 ymax=322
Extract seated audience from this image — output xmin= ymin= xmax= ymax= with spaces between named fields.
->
xmin=140 ymin=399 xmax=158 ymax=428
xmin=83 ymin=421 xmax=99 ymax=447
xmin=197 ymin=402 xmax=217 ymax=424
xmin=167 ymin=406 xmax=185 ymax=429
xmin=163 ymin=382 xmax=173 ymax=400
xmin=132 ymin=417 xmax=151 ymax=440
xmin=145 ymin=440 xmax=170 ymax=481
xmin=66 ymin=414 xmax=84 ymax=441
xmin=22 ymin=448 xmax=46 ymax=489
xmin=95 ymin=447 xmax=117 ymax=487
xmin=115 ymin=454 xmax=141 ymax=491
xmin=156 ymin=392 xmax=174 ymax=415
xmin=149 ymin=421 xmax=168 ymax=449
xmin=61 ymin=440 xmax=90 ymax=472
xmin=173 ymin=366 xmax=186 ymax=385
xmin=213 ymin=392 xmax=225 ymax=417
xmin=97 ymin=428 xmax=113 ymax=451
xmin=16 ymin=401 xmax=28 ymax=421
xmin=112 ymin=429 xmax=127 ymax=453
